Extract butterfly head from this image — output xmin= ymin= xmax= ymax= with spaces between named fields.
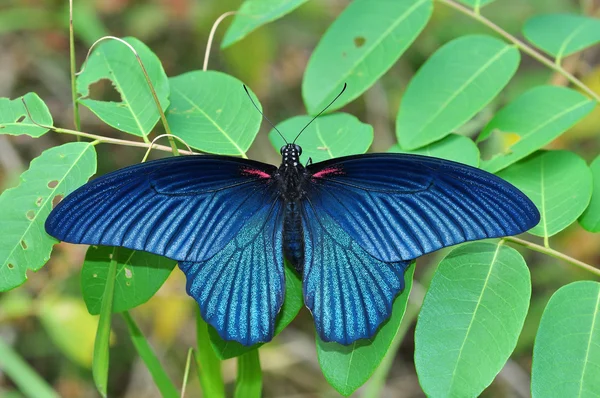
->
xmin=280 ymin=144 xmax=302 ymax=168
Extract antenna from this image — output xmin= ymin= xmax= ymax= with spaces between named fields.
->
xmin=243 ymin=85 xmax=288 ymax=144
xmin=292 ymin=83 xmax=347 ymax=144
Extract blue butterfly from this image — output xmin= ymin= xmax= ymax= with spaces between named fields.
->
xmin=45 ymin=88 xmax=540 ymax=347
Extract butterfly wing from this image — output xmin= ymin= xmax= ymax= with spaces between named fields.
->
xmin=302 ymin=153 xmax=539 ymax=344
xmin=180 ymin=200 xmax=285 ymax=346
xmin=306 ymin=153 xmax=540 ymax=263
xmin=46 ymin=155 xmax=279 ymax=262
xmin=46 ymin=154 xmax=286 ymax=346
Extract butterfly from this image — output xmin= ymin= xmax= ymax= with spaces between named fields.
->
xmin=45 ymin=86 xmax=540 ymax=346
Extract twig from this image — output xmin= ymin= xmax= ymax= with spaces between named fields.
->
xmin=437 ymin=0 xmax=600 ymax=103
xmin=504 ymin=236 xmax=600 ymax=277
xmin=68 ymin=0 xmax=81 ymax=132
xmin=204 ymin=11 xmax=236 ymax=71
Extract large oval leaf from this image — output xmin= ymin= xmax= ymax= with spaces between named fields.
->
xmin=208 ymin=265 xmax=302 ymax=359
xmin=396 ymin=35 xmax=520 ymax=150
xmin=497 ymin=150 xmax=592 ymax=238
xmin=532 ymin=281 xmax=600 ymax=397
xmin=388 ymin=133 xmax=479 ymax=167
xmin=0 ymin=142 xmax=97 ymax=292
xmin=317 ymin=264 xmax=415 ymax=397
xmin=480 ymin=86 xmax=595 ymax=173
xmin=77 ymin=37 xmax=169 ymax=137
xmin=580 ymin=155 xmax=600 ymax=232
xmin=81 ymin=246 xmax=176 ymax=315
xmin=0 ymin=93 xmax=53 ymax=137
xmin=415 ymin=242 xmax=530 ymax=397
xmin=523 ymin=14 xmax=600 ymax=60
xmin=268 ymin=113 xmax=373 ymax=164
xmin=222 ymin=0 xmax=309 ymax=48
xmin=166 ymin=71 xmax=261 ymax=156
xmin=302 ymin=0 xmax=432 ymax=115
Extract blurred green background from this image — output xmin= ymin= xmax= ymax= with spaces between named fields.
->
xmin=1 ymin=0 xmax=599 ymax=397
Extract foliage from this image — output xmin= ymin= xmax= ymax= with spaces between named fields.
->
xmin=1 ymin=0 xmax=599 ymax=396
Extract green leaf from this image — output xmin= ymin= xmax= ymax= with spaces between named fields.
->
xmin=497 ymin=150 xmax=593 ymax=238
xmin=93 ymin=250 xmax=118 ymax=398
xmin=531 ymin=281 xmax=600 ymax=397
xmin=415 ymin=242 xmax=530 ymax=397
xmin=316 ymin=263 xmax=415 ymax=397
xmin=302 ymin=0 xmax=432 ymax=115
xmin=122 ymin=312 xmax=179 ymax=398
xmin=0 ymin=93 xmax=53 ymax=137
xmin=268 ymin=113 xmax=373 ymax=164
xmin=388 ymin=134 xmax=479 ymax=167
xmin=455 ymin=0 xmax=496 ymax=8
xmin=196 ymin=314 xmax=225 ymax=398
xmin=39 ymin=296 xmax=101 ymax=368
xmin=0 ymin=338 xmax=60 ymax=398
xmin=166 ymin=71 xmax=261 ymax=156
xmin=81 ymin=246 xmax=176 ymax=315
xmin=580 ymin=155 xmax=600 ymax=232
xmin=396 ymin=35 xmax=520 ymax=150
xmin=479 ymin=86 xmax=595 ymax=173
xmin=77 ymin=37 xmax=169 ymax=137
xmin=523 ymin=14 xmax=600 ymax=61
xmin=0 ymin=142 xmax=97 ymax=292
xmin=209 ymin=266 xmax=303 ymax=359
xmin=234 ymin=350 xmax=262 ymax=398
xmin=222 ymin=0 xmax=309 ymax=48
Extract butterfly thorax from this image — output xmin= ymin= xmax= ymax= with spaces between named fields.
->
xmin=278 ymin=144 xmax=309 ymax=273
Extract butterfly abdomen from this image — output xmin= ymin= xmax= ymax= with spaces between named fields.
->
xmin=283 ymin=200 xmax=304 ymax=274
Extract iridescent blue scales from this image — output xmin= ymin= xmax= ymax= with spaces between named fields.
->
xmin=45 ymin=148 xmax=539 ymax=346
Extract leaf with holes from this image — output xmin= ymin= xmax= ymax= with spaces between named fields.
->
xmin=166 ymin=71 xmax=262 ymax=156
xmin=415 ymin=243 xmax=530 ymax=397
xmin=222 ymin=0 xmax=309 ymax=48
xmin=532 ymin=281 xmax=600 ymax=397
xmin=479 ymin=86 xmax=595 ymax=173
xmin=0 ymin=142 xmax=97 ymax=292
xmin=77 ymin=37 xmax=169 ymax=137
xmin=396 ymin=35 xmax=520 ymax=150
xmin=0 ymin=93 xmax=53 ymax=137
xmin=268 ymin=113 xmax=373 ymax=164
xmin=388 ymin=134 xmax=479 ymax=167
xmin=208 ymin=265 xmax=303 ymax=359
xmin=497 ymin=150 xmax=592 ymax=238
xmin=302 ymin=0 xmax=432 ymax=115
xmin=523 ymin=14 xmax=600 ymax=61
xmin=80 ymin=246 xmax=176 ymax=315
xmin=580 ymin=155 xmax=600 ymax=232
xmin=317 ymin=264 xmax=415 ymax=397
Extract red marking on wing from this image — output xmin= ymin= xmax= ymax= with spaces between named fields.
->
xmin=242 ymin=168 xmax=272 ymax=179
xmin=312 ymin=167 xmax=344 ymax=179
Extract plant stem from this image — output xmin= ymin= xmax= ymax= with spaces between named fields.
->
xmin=504 ymin=236 xmax=600 ymax=277
xmin=234 ymin=350 xmax=262 ymax=398
xmin=68 ymin=0 xmax=81 ymax=133
xmin=204 ymin=11 xmax=236 ymax=71
xmin=52 ymin=126 xmax=195 ymax=155
xmin=437 ymin=0 xmax=600 ymax=103
xmin=195 ymin=312 xmax=225 ymax=398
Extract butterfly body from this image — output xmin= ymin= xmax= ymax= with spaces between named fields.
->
xmin=45 ymin=146 xmax=540 ymax=346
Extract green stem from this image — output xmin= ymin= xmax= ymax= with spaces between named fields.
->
xmin=234 ymin=350 xmax=262 ymax=398
xmin=0 ymin=338 xmax=60 ymax=398
xmin=92 ymin=248 xmax=118 ymax=398
xmin=121 ymin=311 xmax=179 ymax=398
xmin=181 ymin=348 xmax=194 ymax=398
xmin=437 ymin=0 xmax=600 ymax=103
xmin=195 ymin=312 xmax=225 ymax=398
xmin=504 ymin=236 xmax=600 ymax=277
xmin=68 ymin=0 xmax=80 ymax=133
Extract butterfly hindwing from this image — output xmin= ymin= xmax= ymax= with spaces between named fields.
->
xmin=180 ymin=200 xmax=285 ymax=346
xmin=45 ymin=155 xmax=278 ymax=262
xmin=306 ymin=153 xmax=540 ymax=263
xmin=302 ymin=200 xmax=411 ymax=344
